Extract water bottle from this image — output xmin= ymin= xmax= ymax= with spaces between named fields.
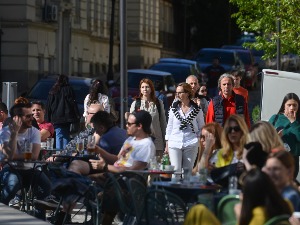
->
xmin=228 ymin=176 xmax=239 ymax=195
xmin=161 ymin=153 xmax=169 ymax=170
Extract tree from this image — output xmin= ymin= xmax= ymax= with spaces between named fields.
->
xmin=230 ymin=0 xmax=300 ymax=59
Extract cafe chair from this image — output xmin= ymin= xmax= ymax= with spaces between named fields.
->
xmin=263 ymin=214 xmax=291 ymax=225
xmin=217 ymin=194 xmax=240 ymax=225
xmin=126 ymin=177 xmax=148 ymax=224
xmin=145 ymin=189 xmax=187 ymax=225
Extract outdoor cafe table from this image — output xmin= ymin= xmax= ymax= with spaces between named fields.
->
xmin=151 ymin=180 xmax=221 ymax=206
xmin=0 ymin=203 xmax=50 ymax=225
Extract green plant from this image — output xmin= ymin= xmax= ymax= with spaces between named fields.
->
xmin=252 ymin=105 xmax=261 ymax=124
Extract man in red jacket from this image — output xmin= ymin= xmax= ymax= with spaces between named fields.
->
xmin=206 ymin=73 xmax=250 ymax=128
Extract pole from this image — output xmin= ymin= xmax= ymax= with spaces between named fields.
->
xmin=120 ymin=0 xmax=128 ymax=128
xmin=276 ymin=0 xmax=281 ymax=70
xmin=107 ymin=0 xmax=115 ymax=81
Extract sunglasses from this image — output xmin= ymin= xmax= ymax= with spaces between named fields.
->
xmin=200 ymin=89 xmax=207 ymax=93
xmin=200 ymin=135 xmax=205 ymax=140
xmin=126 ymin=122 xmax=137 ymax=127
xmin=227 ymin=126 xmax=241 ymax=133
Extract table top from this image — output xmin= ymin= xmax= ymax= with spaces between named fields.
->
xmin=152 ymin=181 xmax=221 ymax=190
xmin=0 ymin=203 xmax=50 ymax=225
xmin=126 ymin=169 xmax=179 ymax=175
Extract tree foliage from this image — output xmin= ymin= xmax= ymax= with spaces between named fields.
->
xmin=230 ymin=0 xmax=300 ymax=59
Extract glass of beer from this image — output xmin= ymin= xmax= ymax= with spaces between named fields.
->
xmin=24 ymin=142 xmax=32 ymax=161
xmin=87 ymin=135 xmax=96 ymax=155
xmin=77 ymin=138 xmax=84 ymax=156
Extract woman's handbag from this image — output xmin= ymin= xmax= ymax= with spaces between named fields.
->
xmin=210 ymin=162 xmax=245 ymax=187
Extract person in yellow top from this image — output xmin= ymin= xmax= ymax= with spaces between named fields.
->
xmin=184 ymin=168 xmax=292 ymax=225
xmin=213 ymin=114 xmax=249 ymax=168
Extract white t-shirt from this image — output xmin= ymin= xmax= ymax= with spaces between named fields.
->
xmin=114 ymin=136 xmax=155 ymax=168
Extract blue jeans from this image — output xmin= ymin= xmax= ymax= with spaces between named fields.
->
xmin=55 ymin=123 xmax=71 ymax=149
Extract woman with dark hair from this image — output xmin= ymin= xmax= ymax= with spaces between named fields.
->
xmin=237 ymin=168 xmax=292 ymax=225
xmin=165 ymin=82 xmax=204 ymax=175
xmin=46 ymin=74 xmax=80 ymax=149
xmin=269 ymin=92 xmax=300 ymax=177
xmin=263 ymin=150 xmax=300 ymax=211
xmin=83 ymin=79 xmax=110 ymax=121
xmin=128 ymin=78 xmax=167 ymax=157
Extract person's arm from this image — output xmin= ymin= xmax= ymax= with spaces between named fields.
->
xmin=83 ymin=94 xmax=89 ymax=118
xmin=32 ymin=143 xmax=41 ymax=160
xmin=165 ymin=108 xmax=174 ymax=153
xmin=92 ymin=145 xmax=118 ymax=165
xmin=40 ymin=129 xmax=51 ymax=142
xmin=100 ymin=94 xmax=111 ymax=113
xmin=89 ymin=158 xmax=148 ymax=173
xmin=206 ymin=101 xmax=215 ymax=124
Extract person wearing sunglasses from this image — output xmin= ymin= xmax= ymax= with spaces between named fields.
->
xmin=206 ymin=73 xmax=251 ymax=128
xmin=214 ymin=114 xmax=249 ymax=168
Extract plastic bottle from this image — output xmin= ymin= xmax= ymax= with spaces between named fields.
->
xmin=228 ymin=175 xmax=239 ymax=194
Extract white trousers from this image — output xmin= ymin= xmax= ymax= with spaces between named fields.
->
xmin=168 ymin=143 xmax=198 ymax=174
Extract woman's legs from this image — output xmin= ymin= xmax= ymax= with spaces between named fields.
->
xmin=182 ymin=144 xmax=199 ymax=171
xmin=168 ymin=147 xmax=183 ymax=172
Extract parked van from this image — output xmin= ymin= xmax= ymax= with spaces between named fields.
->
xmin=261 ymin=69 xmax=300 ymax=121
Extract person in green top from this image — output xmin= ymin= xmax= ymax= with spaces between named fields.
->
xmin=269 ymin=93 xmax=300 ymax=178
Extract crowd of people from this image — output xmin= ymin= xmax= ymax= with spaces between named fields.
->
xmin=0 ymin=68 xmax=300 ymax=225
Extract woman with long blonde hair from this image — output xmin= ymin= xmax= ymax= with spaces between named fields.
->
xmin=215 ymin=114 xmax=249 ymax=167
xmin=248 ymin=121 xmax=284 ymax=153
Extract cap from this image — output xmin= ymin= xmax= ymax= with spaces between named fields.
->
xmin=132 ymin=110 xmax=152 ymax=134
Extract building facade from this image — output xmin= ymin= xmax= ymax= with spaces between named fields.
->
xmin=0 ymin=0 xmax=182 ymax=92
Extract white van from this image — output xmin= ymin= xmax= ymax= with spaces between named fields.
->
xmin=261 ymin=69 xmax=300 ymax=121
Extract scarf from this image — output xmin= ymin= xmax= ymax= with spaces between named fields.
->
xmin=171 ymin=100 xmax=201 ymax=133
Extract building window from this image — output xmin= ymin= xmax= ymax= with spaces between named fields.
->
xmin=74 ymin=0 xmax=81 ymax=24
xmin=78 ymin=59 xmax=83 ymax=76
xmin=49 ymin=57 xmax=55 ymax=75
xmin=38 ymin=55 xmax=44 ymax=76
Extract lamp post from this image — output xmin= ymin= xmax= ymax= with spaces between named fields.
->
xmin=276 ymin=0 xmax=281 ymax=70
xmin=107 ymin=0 xmax=115 ymax=82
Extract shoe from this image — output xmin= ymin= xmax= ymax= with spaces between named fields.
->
xmin=44 ymin=195 xmax=60 ymax=204
xmin=9 ymin=195 xmax=21 ymax=208
xmin=34 ymin=195 xmax=62 ymax=210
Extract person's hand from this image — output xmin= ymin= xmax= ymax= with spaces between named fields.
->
xmin=89 ymin=158 xmax=106 ymax=171
xmin=124 ymin=112 xmax=130 ymax=120
xmin=46 ymin=156 xmax=55 ymax=162
xmin=234 ymin=202 xmax=242 ymax=222
xmin=285 ymin=109 xmax=297 ymax=123
xmin=277 ymin=129 xmax=283 ymax=137
xmin=204 ymin=133 xmax=215 ymax=154
xmin=9 ymin=116 xmax=22 ymax=134
xmin=289 ymin=216 xmax=300 ymax=225
xmin=164 ymin=142 xmax=169 ymax=154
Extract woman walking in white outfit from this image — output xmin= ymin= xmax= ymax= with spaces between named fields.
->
xmin=165 ymin=82 xmax=205 ymax=174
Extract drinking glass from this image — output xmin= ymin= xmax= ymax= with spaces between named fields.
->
xmin=24 ymin=142 xmax=33 ymax=161
xmin=77 ymin=138 xmax=84 ymax=156
xmin=87 ymin=135 xmax=96 ymax=155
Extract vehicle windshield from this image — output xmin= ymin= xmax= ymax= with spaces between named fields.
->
xmin=238 ymin=52 xmax=252 ymax=65
xmin=127 ymin=72 xmax=175 ymax=90
xmin=149 ymin=64 xmax=194 ymax=84
xmin=195 ymin=51 xmax=235 ymax=65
